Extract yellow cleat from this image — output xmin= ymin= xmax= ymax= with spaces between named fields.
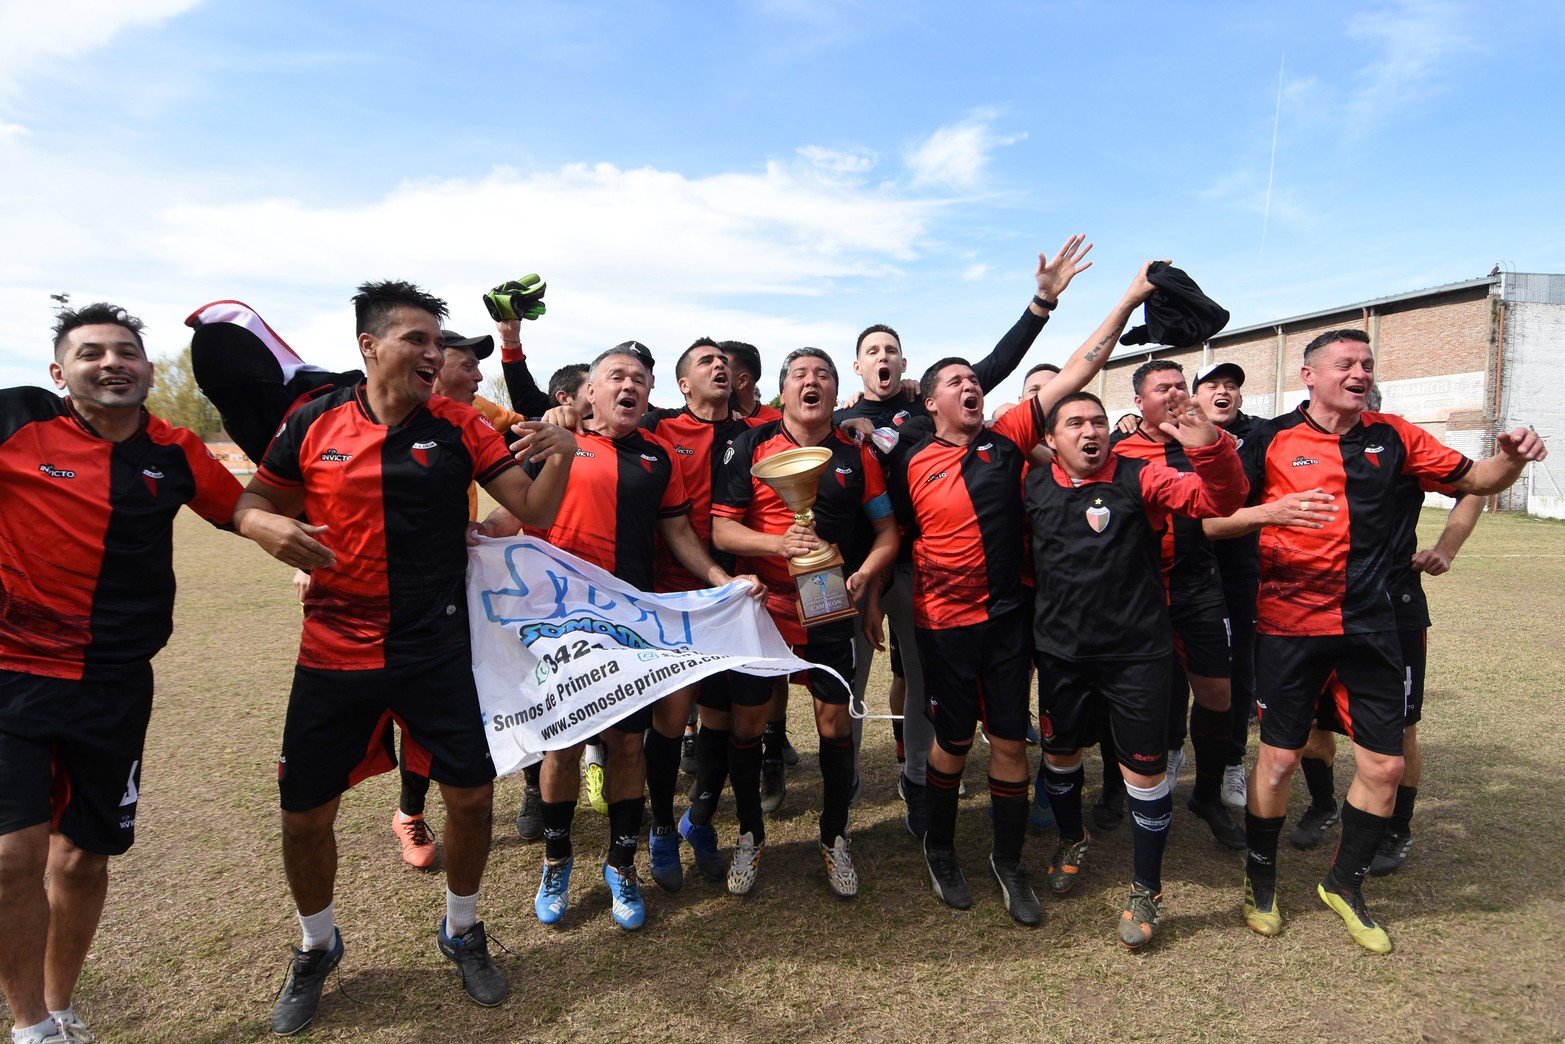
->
xmin=584 ymin=762 xmax=609 ymax=815
xmin=1242 ymin=876 xmax=1283 ymax=937
xmin=1317 ymin=884 xmax=1393 ymax=954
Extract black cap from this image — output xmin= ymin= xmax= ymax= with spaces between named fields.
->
xmin=442 ymin=330 xmax=494 ymax=360
xmin=1194 ymin=361 xmax=1245 ymax=388
xmin=613 ymin=340 xmax=656 ymax=371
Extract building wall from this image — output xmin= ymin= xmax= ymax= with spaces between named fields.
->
xmin=1498 ymin=283 xmax=1565 ymax=517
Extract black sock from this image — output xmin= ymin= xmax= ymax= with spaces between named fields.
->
xmin=763 ymin=720 xmax=785 ymax=763
xmin=989 ymin=776 xmax=1028 ymax=863
xmin=1324 ymin=800 xmax=1388 ymax=897
xmin=643 ymin=729 xmax=682 ymax=830
xmin=728 ymin=734 xmax=764 ymax=842
xmin=1098 ymin=746 xmax=1124 ymax=800
xmin=1126 ymin=782 xmax=1172 ymax=893
xmin=1229 ymin=691 xmax=1252 ymax=764
xmin=606 ymin=797 xmax=644 ymax=872
xmin=688 ymin=726 xmax=730 ymax=826
xmin=925 ymin=764 xmax=962 ymax=850
xmin=399 ymin=767 xmax=429 ymax=818
xmin=523 ymin=762 xmax=541 ymax=789
xmin=1244 ymin=811 xmax=1285 ymax=903
xmin=818 ymin=733 xmax=855 ymax=845
xmin=892 ymin=718 xmax=905 ymax=762
xmin=1167 ymin=676 xmax=1191 ymax=749
xmin=1389 ymin=785 xmax=1418 ymax=835
xmin=1301 ymin=756 xmax=1337 ymax=810
xmin=1044 ymin=762 xmax=1086 ymax=843
xmin=1189 ymin=704 xmax=1228 ymax=804
xmin=541 ymin=800 xmax=576 ymax=862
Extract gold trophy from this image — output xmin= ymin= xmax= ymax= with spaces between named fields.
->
xmin=751 ymin=446 xmax=858 ymax=627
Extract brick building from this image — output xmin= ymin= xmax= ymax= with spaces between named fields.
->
xmin=1096 ymin=272 xmax=1565 ymax=516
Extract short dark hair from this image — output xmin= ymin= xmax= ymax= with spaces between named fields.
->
xmin=1024 ymin=362 xmax=1061 ymax=382
xmin=548 ymin=363 xmax=589 ymax=402
xmin=855 ymin=323 xmax=900 ymax=356
xmin=720 ymin=341 xmax=761 ymax=382
xmin=918 ymin=356 xmax=971 ymax=402
xmin=52 ymin=302 xmax=146 ymax=360
xmin=1303 ymin=327 xmax=1370 ymax=362
xmin=1045 ymin=391 xmax=1106 ymax=433
xmin=352 ymin=280 xmax=448 ymax=337
xmin=676 ymin=337 xmax=721 ymax=381
xmin=778 ymin=347 xmax=838 ymax=392
xmin=1132 ymin=359 xmax=1183 ymax=395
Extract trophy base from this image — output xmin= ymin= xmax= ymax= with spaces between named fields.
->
xmin=790 ymin=547 xmax=858 ymax=628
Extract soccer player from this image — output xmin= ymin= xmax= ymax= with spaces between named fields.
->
xmin=846 ymin=238 xmax=1092 ymax=841
xmin=479 ymin=344 xmax=761 ymax=930
xmin=1190 ymin=361 xmax=1262 ymax=811
xmin=1221 ymin=328 xmax=1544 ymax=953
xmin=0 ymin=303 xmax=243 ymax=1044
xmin=712 ymin=348 xmax=900 ymax=897
xmin=725 ymin=341 xmax=782 ymax=424
xmin=235 ymin=281 xmax=577 ymax=1031
xmin=1028 ymin=386 xmax=1245 ymax=946
xmin=1111 ymin=360 xmax=1246 ymax=849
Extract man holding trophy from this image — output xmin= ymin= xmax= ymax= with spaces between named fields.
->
xmin=711 ymin=348 xmax=900 ymax=897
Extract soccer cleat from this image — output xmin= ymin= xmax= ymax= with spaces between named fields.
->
xmin=1045 ymin=837 xmax=1089 ymax=895
xmin=513 ymin=784 xmax=543 ymax=841
xmin=392 ymin=811 xmax=438 ymax=870
xmin=1118 ymin=884 xmax=1163 ymax=949
xmin=821 ymin=835 xmax=859 ymax=898
xmin=603 ymin=863 xmax=647 ymax=930
xmin=1221 ymin=763 xmax=1247 ymax=809
xmin=1092 ymin=787 xmax=1124 ymax=832
xmin=1289 ymin=803 xmax=1340 ymax=849
xmin=584 ymin=762 xmax=608 ymax=815
xmin=680 ymin=732 xmax=698 ymax=776
xmin=924 ymin=841 xmax=973 ymax=910
xmin=728 ymin=831 xmax=764 ymax=895
xmin=648 ymin=825 xmax=684 ymax=893
xmin=534 ymin=857 xmax=572 ymax=925
xmin=989 ymin=854 xmax=1042 ymax=927
xmin=1187 ymin=795 xmax=1247 ymax=850
xmin=1242 ymin=875 xmax=1283 ymax=937
xmin=52 ymin=1010 xmax=96 ymax=1044
xmin=16 ymin=1026 xmax=68 ymax=1044
xmin=899 ymin=772 xmax=928 ymax=840
xmin=270 ymin=928 xmax=343 ymax=1036
xmin=779 ymin=734 xmax=801 ymax=766
xmin=678 ymin=808 xmax=727 ymax=882
xmin=436 ymin=918 xmax=508 ymax=1007
xmin=761 ymin=760 xmax=786 ymax=814
xmin=1318 ymin=884 xmax=1393 ymax=954
xmin=1367 ymin=829 xmax=1413 ymax=877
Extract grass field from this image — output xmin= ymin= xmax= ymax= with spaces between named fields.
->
xmin=34 ymin=508 xmax=1565 ymax=1041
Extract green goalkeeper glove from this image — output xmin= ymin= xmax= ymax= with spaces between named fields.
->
xmin=484 ymin=274 xmax=548 ymax=322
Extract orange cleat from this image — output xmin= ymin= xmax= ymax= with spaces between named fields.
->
xmin=392 ymin=811 xmax=439 ymax=870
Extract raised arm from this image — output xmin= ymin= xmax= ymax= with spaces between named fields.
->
xmin=1449 ymin=426 xmax=1547 ymax=496
xmin=497 ymin=319 xmax=555 ymax=419
xmin=971 ymin=234 xmax=1093 ymax=393
xmin=1031 ymin=260 xmax=1160 ymax=421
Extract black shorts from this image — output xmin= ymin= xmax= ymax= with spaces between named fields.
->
xmin=279 ymin=652 xmax=494 ymax=812
xmin=888 ymin=630 xmax=905 ymax=679
xmin=1255 ymin=632 xmax=1404 ymax=756
xmin=916 ymin=609 xmax=1032 ymax=744
xmin=694 ymin=669 xmax=768 ymax=712
xmin=1036 ymin=653 xmax=1171 ymax=775
xmin=0 ymin=665 xmax=154 ymax=855
xmin=1169 ymin=599 xmax=1231 ymax=679
xmin=1317 ymin=628 xmax=1427 ymax=736
xmin=729 ymin=633 xmax=855 ymax=709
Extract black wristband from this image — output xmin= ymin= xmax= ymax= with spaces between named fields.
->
xmin=1032 ymin=293 xmax=1058 ymax=312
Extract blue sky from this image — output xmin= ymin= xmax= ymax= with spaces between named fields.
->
xmin=2 ymin=0 xmax=1561 ymax=406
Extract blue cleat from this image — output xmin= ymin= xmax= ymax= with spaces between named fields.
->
xmin=679 ymin=808 xmax=726 ymax=882
xmin=603 ymin=863 xmax=647 ymax=930
xmin=648 ymin=825 xmax=684 ymax=892
xmin=534 ymin=857 xmax=572 ymax=925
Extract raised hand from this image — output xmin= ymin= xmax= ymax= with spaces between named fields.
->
xmin=1157 ymin=389 xmax=1221 ymax=448
xmin=1496 ymin=426 xmax=1547 ymax=462
xmin=1036 ymin=233 xmax=1094 ymax=301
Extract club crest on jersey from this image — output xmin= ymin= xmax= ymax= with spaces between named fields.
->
xmin=834 ymin=465 xmax=853 ymax=487
xmin=976 ymin=441 xmax=993 ymax=464
xmin=1086 ymin=497 xmax=1110 ymax=533
xmin=319 ymin=448 xmax=352 ymax=463
xmin=723 ymin=445 xmax=736 ymax=465
xmin=639 ymin=452 xmax=659 ymax=473
xmin=893 ymin=410 xmax=910 ymax=427
xmin=1363 ymin=443 xmax=1385 ymax=468
xmin=142 ymin=467 xmax=164 ymax=498
xmin=1290 ymin=455 xmax=1319 ymax=468
xmin=38 ymin=463 xmax=76 ymax=479
xmin=411 ymin=440 xmax=438 ymax=468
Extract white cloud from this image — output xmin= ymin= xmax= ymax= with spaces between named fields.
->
xmin=0 ymin=0 xmax=203 ymax=98
xmin=797 ymin=145 xmax=876 ymax=174
xmin=961 ymin=264 xmax=990 ymax=281
xmin=905 ymin=111 xmax=1025 ymax=189
xmin=1345 ymin=0 xmax=1478 ymax=130
xmin=0 ymin=120 xmax=28 ymax=138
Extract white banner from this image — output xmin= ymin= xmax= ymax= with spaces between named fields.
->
xmin=467 ymin=536 xmax=827 ymax=777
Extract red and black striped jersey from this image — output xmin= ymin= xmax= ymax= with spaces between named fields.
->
xmin=1025 ymin=440 xmax=1246 ymax=661
xmin=258 ymin=383 xmax=517 ymax=670
xmin=525 ymin=427 xmax=690 ymax=592
xmin=0 ymin=388 xmax=242 ymax=678
xmin=1111 ymin=428 xmax=1226 ymax=609
xmin=1241 ymin=405 xmax=1472 ymax=637
xmin=713 ymin=422 xmax=890 ymax=644
xmin=1388 ymin=474 xmax=1460 ymax=631
xmin=640 ymin=406 xmax=757 ymax=591
xmin=883 ymin=398 xmax=1043 ymax=629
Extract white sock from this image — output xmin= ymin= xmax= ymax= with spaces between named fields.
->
xmin=47 ymin=1006 xmax=77 ymax=1025
xmin=446 ymin=889 xmax=479 ymax=936
xmin=298 ymin=902 xmax=336 ymax=951
xmin=13 ymin=1018 xmax=58 ymax=1044
xmin=583 ymin=743 xmax=606 ymax=768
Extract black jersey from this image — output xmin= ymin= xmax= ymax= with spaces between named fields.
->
xmin=1212 ymin=409 xmax=1263 ymax=582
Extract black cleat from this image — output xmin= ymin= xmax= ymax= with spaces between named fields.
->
xmin=1289 ymin=802 xmax=1340 ymax=849
xmin=271 ymin=930 xmax=343 ymax=1036
xmin=437 ymin=919 xmax=508 ymax=1007
xmin=679 ymin=733 xmax=698 ymax=776
xmin=990 ymin=855 xmax=1042 ymax=927
xmin=1092 ymin=788 xmax=1124 ymax=832
xmin=760 ymin=759 xmax=786 ymax=814
xmin=514 ymin=783 xmax=543 ymax=841
xmin=1367 ymin=829 xmax=1413 ymax=876
xmin=1187 ymin=795 xmax=1247 ymax=850
xmin=779 ymin=735 xmax=800 ymax=767
xmin=924 ymin=842 xmax=973 ymax=910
